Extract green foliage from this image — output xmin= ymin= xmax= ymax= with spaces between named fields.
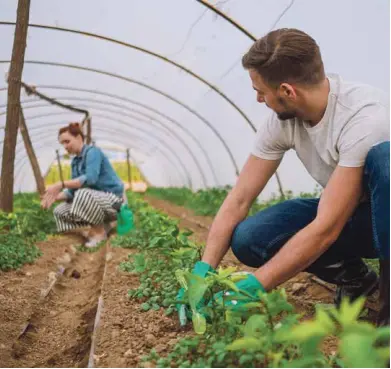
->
xmin=112 ymin=192 xmax=201 ymax=316
xmin=4 ymin=193 xmax=57 ymax=242
xmin=0 ymin=233 xmax=41 ymax=271
xmin=146 ymin=186 xmax=322 ymax=217
xmin=0 ymin=193 xmax=56 ymax=271
xmin=122 ymin=191 xmax=389 ymax=368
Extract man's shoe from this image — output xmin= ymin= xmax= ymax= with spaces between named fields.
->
xmin=376 ymin=260 xmax=390 ymax=327
xmin=308 ymin=257 xmax=379 ymax=307
xmin=334 ymin=266 xmax=379 ymax=307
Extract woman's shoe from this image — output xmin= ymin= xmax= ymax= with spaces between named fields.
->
xmin=85 ymin=233 xmax=107 ymax=248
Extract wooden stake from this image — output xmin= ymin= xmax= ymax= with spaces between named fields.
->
xmin=126 ymin=148 xmax=132 ymax=190
xmin=19 ymin=109 xmax=45 ymax=195
xmin=0 ymin=0 xmax=30 ymax=212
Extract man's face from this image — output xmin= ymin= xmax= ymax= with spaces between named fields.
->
xmin=249 ymin=69 xmax=298 ymax=121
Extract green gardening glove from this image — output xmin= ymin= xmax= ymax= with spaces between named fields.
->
xmin=176 ymin=261 xmax=216 ymax=325
xmin=212 ymin=273 xmax=266 ymax=312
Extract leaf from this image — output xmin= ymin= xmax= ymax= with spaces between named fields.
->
xmin=280 ymin=320 xmax=329 ymax=342
xmin=192 ymin=311 xmax=206 ymax=335
xmin=243 ymin=302 xmax=262 ymax=309
xmin=216 ymin=266 xmax=237 ymax=279
xmin=187 ymin=275 xmax=209 ymax=310
xmin=244 ymin=315 xmax=268 ymax=337
xmin=225 ymin=310 xmax=242 ymax=325
xmin=149 ymin=236 xmax=162 ymax=248
xmin=315 ymin=308 xmax=335 ymax=333
xmin=230 ymin=273 xmax=249 ymax=283
xmin=220 ymin=279 xmax=239 ymax=292
xmin=182 ymin=229 xmax=193 ymax=237
xmin=175 ymin=269 xmax=188 ymax=290
xmin=334 ymin=297 xmax=365 ymax=327
xmin=226 ymin=337 xmax=262 ymax=351
xmin=375 ymin=325 xmax=391 ymax=345
xmin=239 ymin=354 xmax=254 ymax=366
xmin=340 ymin=332 xmax=384 ymax=368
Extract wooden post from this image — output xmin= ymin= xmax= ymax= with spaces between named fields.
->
xmin=86 ymin=117 xmax=92 ymax=144
xmin=126 ymin=148 xmax=132 ymax=190
xmin=0 ymin=0 xmax=30 ymax=212
xmin=19 ymin=109 xmax=45 ymax=195
xmin=275 ymin=173 xmax=285 ymax=200
xmin=55 ymin=150 xmax=64 ymax=186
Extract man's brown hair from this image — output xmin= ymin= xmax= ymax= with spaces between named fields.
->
xmin=242 ymin=28 xmax=325 ymax=87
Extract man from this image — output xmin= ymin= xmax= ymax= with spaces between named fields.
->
xmin=180 ymin=28 xmax=390 ymax=325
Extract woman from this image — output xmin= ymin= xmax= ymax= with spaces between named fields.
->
xmin=41 ymin=122 xmax=124 ymax=247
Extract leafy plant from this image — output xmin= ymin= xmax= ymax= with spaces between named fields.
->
xmin=146 ymin=186 xmax=322 ymax=217
xmin=112 ymin=192 xmax=202 ymax=316
xmin=0 ymin=233 xmax=41 ymax=271
xmin=0 ymin=193 xmax=56 ymax=271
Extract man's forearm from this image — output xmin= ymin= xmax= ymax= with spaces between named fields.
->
xmin=254 ymin=221 xmax=335 ymax=290
xmin=202 ymin=194 xmax=250 ymax=268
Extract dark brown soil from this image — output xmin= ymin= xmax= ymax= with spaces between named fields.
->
xmin=0 ymin=234 xmax=83 ymax=367
xmin=93 ymin=245 xmax=188 ymax=368
xmin=0 ymin=233 xmax=106 ymax=368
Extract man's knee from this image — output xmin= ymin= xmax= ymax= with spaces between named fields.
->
xmin=365 ymin=141 xmax=390 ymax=181
xmin=230 ymin=221 xmax=266 ymax=268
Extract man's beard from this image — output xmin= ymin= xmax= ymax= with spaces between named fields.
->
xmin=276 ymin=97 xmax=297 ymax=121
xmin=276 ymin=111 xmax=297 ymax=121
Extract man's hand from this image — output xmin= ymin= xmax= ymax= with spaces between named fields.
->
xmin=211 ymin=273 xmax=265 ymax=312
xmin=176 ymin=261 xmax=216 ymax=323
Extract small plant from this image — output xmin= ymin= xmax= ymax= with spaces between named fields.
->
xmin=114 ymin=192 xmax=202 ymax=316
xmin=0 ymin=193 xmax=56 ymax=271
xmin=0 ymin=233 xmax=42 ymax=271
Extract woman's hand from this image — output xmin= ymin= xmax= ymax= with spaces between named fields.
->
xmin=41 ymin=182 xmax=63 ymax=209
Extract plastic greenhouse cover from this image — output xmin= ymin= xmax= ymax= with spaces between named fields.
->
xmin=0 ymin=0 xmax=389 ymax=197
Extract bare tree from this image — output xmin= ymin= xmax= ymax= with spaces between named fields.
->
xmin=0 ymin=0 xmax=30 ymax=212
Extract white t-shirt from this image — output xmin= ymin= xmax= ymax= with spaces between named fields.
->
xmin=252 ymin=74 xmax=390 ymax=188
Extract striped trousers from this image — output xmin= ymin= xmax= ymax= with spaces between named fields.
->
xmin=53 ymin=188 xmax=122 ymax=232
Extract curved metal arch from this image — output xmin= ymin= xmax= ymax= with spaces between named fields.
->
xmin=15 ymin=137 xmax=183 ymax=191
xmin=12 ymin=117 xmax=194 ymax=188
xmin=0 ymin=60 xmax=240 ymax=175
xmin=0 ymin=21 xmax=256 ymax=131
xmin=1 ymin=101 xmax=211 ymax=186
xmin=15 ymin=112 xmax=197 ymax=188
xmin=12 ymin=119 xmax=193 ymax=188
xmin=14 ymin=129 xmax=188 ymax=189
xmin=195 ymin=0 xmax=257 ymax=41
xmin=0 ymin=84 xmax=219 ymax=185
xmin=16 ymin=141 xmax=183 ymax=190
xmin=4 ymin=106 xmax=209 ymax=187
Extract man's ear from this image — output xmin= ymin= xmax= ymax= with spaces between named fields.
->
xmin=279 ymin=83 xmax=297 ymax=99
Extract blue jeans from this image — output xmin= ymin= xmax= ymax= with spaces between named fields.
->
xmin=231 ymin=142 xmax=390 ymax=273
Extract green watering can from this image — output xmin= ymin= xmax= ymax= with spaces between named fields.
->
xmin=117 ymin=204 xmax=135 ymax=235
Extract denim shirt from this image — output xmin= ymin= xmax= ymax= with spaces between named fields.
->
xmin=64 ymin=145 xmax=124 ymax=200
